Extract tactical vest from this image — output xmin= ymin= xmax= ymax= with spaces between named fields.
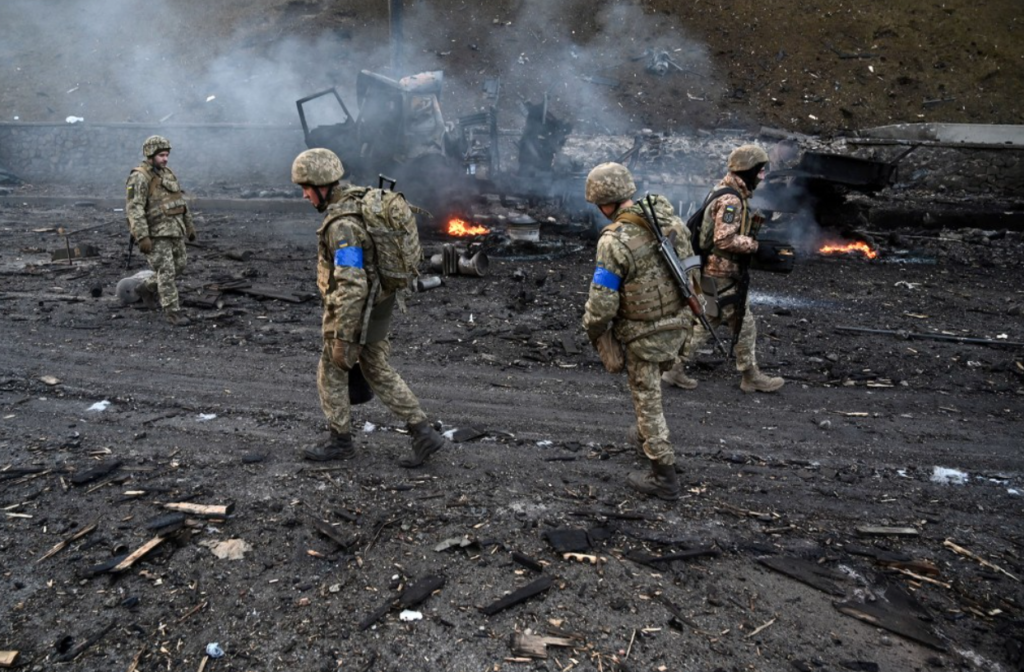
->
xmin=607 ymin=211 xmax=683 ymax=323
xmin=130 ymin=165 xmax=187 ymax=230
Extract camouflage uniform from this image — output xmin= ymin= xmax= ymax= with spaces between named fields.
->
xmin=315 ymin=188 xmax=428 ymax=434
xmin=683 ymin=170 xmax=760 ymax=371
xmin=125 ymin=141 xmax=194 ymax=314
xmin=672 ymin=144 xmax=783 ymax=393
xmin=583 ymin=193 xmax=690 ymax=467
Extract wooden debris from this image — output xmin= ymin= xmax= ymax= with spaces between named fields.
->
xmin=399 ymin=574 xmax=446 ymax=608
xmin=835 ymin=600 xmax=946 ymax=651
xmin=70 ymin=459 xmax=122 ymax=486
xmin=481 ymin=576 xmax=554 ymax=616
xmin=37 ymin=520 xmax=98 ymax=562
xmin=856 ymin=525 xmax=920 ymax=537
xmin=163 ymin=502 xmax=234 ymax=518
xmin=625 ymin=547 xmax=720 ymax=568
xmin=563 ymin=553 xmax=604 ymax=565
xmin=111 ymin=535 xmax=166 ymax=573
xmin=55 ymin=621 xmax=116 ymax=662
xmin=512 ymin=551 xmax=544 ymax=573
xmin=358 ymin=574 xmax=446 ymax=631
xmin=758 ymin=556 xmax=847 ymax=596
xmin=944 ymin=539 xmax=1020 ymax=582
xmin=307 ymin=516 xmax=354 ymax=550
xmin=745 ymin=616 xmax=777 ymax=638
xmin=509 ymin=632 xmax=575 ymax=659
xmin=125 ymin=646 xmax=145 ymax=672
xmin=0 ymin=651 xmax=19 ymax=668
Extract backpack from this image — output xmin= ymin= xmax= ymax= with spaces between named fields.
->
xmin=687 ymin=187 xmax=740 ymax=264
xmin=338 ymin=187 xmax=422 ymax=293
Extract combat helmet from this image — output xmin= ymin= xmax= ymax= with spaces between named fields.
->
xmin=585 ymin=162 xmax=636 ymax=205
xmin=291 ymin=148 xmax=344 ymax=186
xmin=142 ymin=135 xmax=171 ymax=158
xmin=727 ymin=144 xmax=770 ymax=172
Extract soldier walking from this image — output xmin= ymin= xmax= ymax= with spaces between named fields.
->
xmin=662 ymin=144 xmax=785 ymax=393
xmin=290 ymin=148 xmax=449 ymax=467
xmin=125 ymin=135 xmax=196 ymax=327
xmin=582 ymin=162 xmax=691 ymax=501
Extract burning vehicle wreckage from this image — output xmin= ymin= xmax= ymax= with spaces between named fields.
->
xmin=293 ymin=68 xmax=947 ymax=275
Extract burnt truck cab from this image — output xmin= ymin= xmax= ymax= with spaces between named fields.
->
xmin=297 ymin=70 xmax=464 ymax=217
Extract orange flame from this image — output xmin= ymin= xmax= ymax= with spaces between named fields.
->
xmin=446 ymin=218 xmax=490 ymax=237
xmin=819 ymin=241 xmax=878 ymax=259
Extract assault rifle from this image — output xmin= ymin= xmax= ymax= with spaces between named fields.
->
xmin=640 ymin=194 xmax=730 ymax=357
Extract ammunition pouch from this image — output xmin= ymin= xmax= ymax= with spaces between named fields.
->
xmin=750 ymin=239 xmax=795 ymax=274
xmin=619 ymin=279 xmax=682 ymax=322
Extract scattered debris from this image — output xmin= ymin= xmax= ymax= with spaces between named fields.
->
xmin=758 ymin=556 xmax=847 ymax=596
xmin=944 ymin=539 xmax=1020 ymax=582
xmin=202 ymin=538 xmax=251 ymax=560
xmin=509 ymin=631 xmax=575 ymax=659
xmin=481 ymin=576 xmax=554 ymax=616
xmin=163 ymin=502 xmax=234 ymax=518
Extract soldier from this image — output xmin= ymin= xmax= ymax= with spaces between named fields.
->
xmin=125 ymin=135 xmax=196 ymax=326
xmin=662 ymin=144 xmax=785 ymax=393
xmin=582 ymin=162 xmax=691 ymax=501
xmin=290 ymin=148 xmax=449 ymax=467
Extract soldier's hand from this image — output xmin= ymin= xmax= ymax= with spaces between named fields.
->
xmin=138 ymin=237 xmax=153 ymax=254
xmin=186 ymin=226 xmax=197 ymax=242
xmin=330 ymin=339 xmax=362 ymax=371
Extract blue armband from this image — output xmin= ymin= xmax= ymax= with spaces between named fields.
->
xmin=334 ymin=245 xmax=364 ymax=269
xmin=592 ymin=267 xmax=621 ymax=291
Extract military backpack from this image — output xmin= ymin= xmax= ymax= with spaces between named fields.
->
xmin=336 ymin=187 xmax=422 ymax=292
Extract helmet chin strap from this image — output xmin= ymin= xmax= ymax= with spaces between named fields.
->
xmin=313 ymin=184 xmax=335 ymax=212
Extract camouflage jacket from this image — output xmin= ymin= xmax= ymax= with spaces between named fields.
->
xmin=125 ymin=163 xmax=193 ymax=241
xmin=583 ymin=195 xmax=689 ymax=363
xmin=702 ymin=172 xmax=761 ymax=279
xmin=316 ymin=187 xmax=391 ymax=341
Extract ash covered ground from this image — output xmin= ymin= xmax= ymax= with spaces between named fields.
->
xmin=1 ymin=199 xmax=1023 ymax=671
xmin=2 ymin=1 xmax=1024 ymax=671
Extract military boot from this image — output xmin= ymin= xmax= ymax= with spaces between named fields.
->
xmin=739 ymin=366 xmax=784 ymax=393
xmin=399 ymin=420 xmax=447 ymax=468
xmin=136 ymin=283 xmax=159 ymax=310
xmin=303 ymin=430 xmax=354 ymax=461
xmin=165 ymin=310 xmax=192 ymax=327
xmin=661 ymin=362 xmax=698 ymax=390
xmin=627 ymin=461 xmax=680 ymax=501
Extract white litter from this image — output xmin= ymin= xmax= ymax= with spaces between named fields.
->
xmin=536 ymin=440 xmax=553 ymax=447
xmin=65 ymin=116 xmax=84 ymax=124
xmin=205 ymin=642 xmax=224 ymax=658
xmin=931 ymin=466 xmax=968 ymax=485
xmin=1008 ymin=489 xmax=1020 ymax=497
xmin=399 ymin=610 xmax=423 ymax=622
xmin=363 ymin=421 xmax=377 ymax=433
xmin=442 ymin=428 xmax=457 ymax=440
xmin=87 ymin=400 xmax=111 ymax=412
xmin=197 ymin=413 xmax=217 ymax=422
xmin=206 ymin=95 xmax=217 ymax=102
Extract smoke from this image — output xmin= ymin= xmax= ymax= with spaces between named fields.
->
xmin=1 ymin=0 xmax=719 ymax=131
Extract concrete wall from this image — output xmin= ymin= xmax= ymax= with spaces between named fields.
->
xmin=0 ymin=122 xmax=305 ymax=191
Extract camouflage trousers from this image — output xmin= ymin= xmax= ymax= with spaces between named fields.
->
xmin=141 ymin=237 xmax=187 ymax=312
xmin=317 ymin=337 xmax=427 ymax=434
xmin=627 ymin=352 xmax=676 ymax=467
xmin=682 ymin=278 xmax=757 ymax=371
